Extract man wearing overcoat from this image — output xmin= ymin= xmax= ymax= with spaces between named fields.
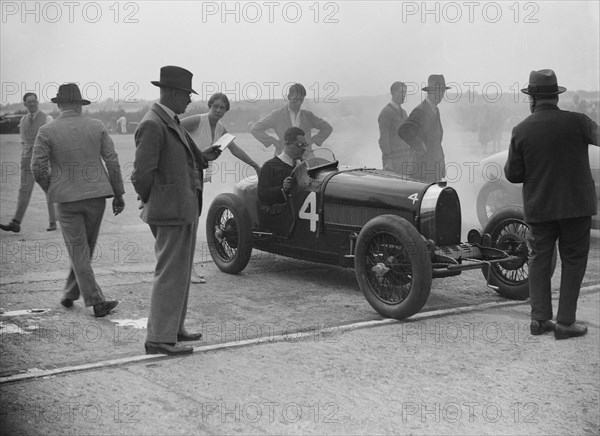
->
xmin=397 ymin=74 xmax=450 ymax=182
xmin=132 ymin=66 xmax=221 ymax=355
xmin=505 ymin=69 xmax=599 ymax=339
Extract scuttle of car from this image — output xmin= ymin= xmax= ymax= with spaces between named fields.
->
xmin=207 ymin=149 xmax=537 ymax=320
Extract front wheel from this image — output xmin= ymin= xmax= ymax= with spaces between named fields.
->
xmin=206 ymin=193 xmax=253 ymax=274
xmin=354 ymin=215 xmax=432 ymax=320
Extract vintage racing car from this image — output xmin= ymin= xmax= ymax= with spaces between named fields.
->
xmin=206 ymin=149 xmax=534 ymax=320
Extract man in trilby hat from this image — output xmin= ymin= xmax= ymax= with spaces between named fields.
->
xmin=398 ymin=74 xmax=450 ymax=182
xmin=32 ymin=83 xmax=125 ymax=317
xmin=505 ymin=69 xmax=599 ymax=339
xmin=132 ymin=66 xmax=221 ymax=356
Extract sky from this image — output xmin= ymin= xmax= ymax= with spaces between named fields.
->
xmin=1 ymin=0 xmax=599 ymax=105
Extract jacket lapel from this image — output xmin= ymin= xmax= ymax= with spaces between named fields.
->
xmin=151 ymin=104 xmax=194 ymax=155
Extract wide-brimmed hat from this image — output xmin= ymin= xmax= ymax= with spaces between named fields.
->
xmin=151 ymin=65 xmax=197 ymax=94
xmin=521 ymin=69 xmax=566 ymax=95
xmin=51 ymin=83 xmax=91 ymax=105
xmin=422 ymin=74 xmax=451 ymax=92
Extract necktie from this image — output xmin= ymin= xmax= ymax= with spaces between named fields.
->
xmin=174 ymin=114 xmax=180 ymax=124
xmin=29 ymin=114 xmax=34 ymax=123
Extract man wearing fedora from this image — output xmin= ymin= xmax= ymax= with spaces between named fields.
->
xmin=132 ymin=66 xmax=221 ymax=356
xmin=398 ymin=74 xmax=450 ymax=182
xmin=32 ymin=83 xmax=125 ymax=317
xmin=505 ymin=69 xmax=599 ymax=339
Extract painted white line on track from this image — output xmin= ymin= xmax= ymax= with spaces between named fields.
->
xmin=2 ymin=284 xmax=599 ymax=385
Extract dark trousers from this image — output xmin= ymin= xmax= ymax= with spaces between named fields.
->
xmin=528 ymin=216 xmax=591 ymax=324
xmin=146 ymin=202 xmax=199 ymax=343
xmin=57 ymin=197 xmax=106 ymax=307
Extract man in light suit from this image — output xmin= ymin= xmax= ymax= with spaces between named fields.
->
xmin=251 ymin=83 xmax=332 ymax=156
xmin=132 ymin=66 xmax=221 ymax=356
xmin=32 ymin=83 xmax=124 ymax=317
xmin=505 ymin=69 xmax=599 ymax=340
xmin=1 ymin=92 xmax=56 ymax=233
xmin=398 ymin=74 xmax=450 ymax=183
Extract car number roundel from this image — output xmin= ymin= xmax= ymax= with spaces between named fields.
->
xmin=299 ymin=191 xmax=319 ymax=232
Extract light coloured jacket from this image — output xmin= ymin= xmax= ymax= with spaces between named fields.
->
xmin=32 ymin=110 xmax=124 ymax=203
xmin=250 ymin=106 xmax=332 ymax=156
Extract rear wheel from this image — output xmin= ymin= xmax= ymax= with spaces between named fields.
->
xmin=206 ymin=193 xmax=252 ymax=274
xmin=355 ymin=215 xmax=432 ymax=320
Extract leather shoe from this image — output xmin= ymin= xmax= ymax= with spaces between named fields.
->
xmin=554 ymin=322 xmax=588 ymax=340
xmin=47 ymin=222 xmax=57 ymax=231
xmin=177 ymin=331 xmax=203 ymax=341
xmin=61 ymin=298 xmax=74 ymax=308
xmin=145 ymin=342 xmax=193 ymax=355
xmin=0 ymin=220 xmax=20 ymax=233
xmin=93 ymin=300 xmax=118 ymax=317
xmin=530 ymin=319 xmax=556 ymax=335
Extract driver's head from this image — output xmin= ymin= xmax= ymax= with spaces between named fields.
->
xmin=283 ymin=127 xmax=308 ymax=160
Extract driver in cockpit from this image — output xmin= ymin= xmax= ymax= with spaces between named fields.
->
xmin=258 ymin=127 xmax=308 ymax=207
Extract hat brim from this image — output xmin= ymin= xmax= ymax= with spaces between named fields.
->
xmin=422 ymin=86 xmax=451 ymax=91
xmin=151 ymin=81 xmax=198 ymax=95
xmin=520 ymin=86 xmax=567 ymax=95
xmin=51 ymin=97 xmax=91 ymax=105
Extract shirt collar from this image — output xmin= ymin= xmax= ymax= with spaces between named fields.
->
xmin=389 ymin=101 xmax=401 ymax=111
xmin=277 ymin=151 xmax=295 ymax=167
xmin=28 ymin=110 xmax=40 ymax=119
xmin=157 ymin=102 xmax=177 ymax=120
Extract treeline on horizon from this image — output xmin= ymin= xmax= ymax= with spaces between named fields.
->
xmin=2 ymin=90 xmax=599 ymax=134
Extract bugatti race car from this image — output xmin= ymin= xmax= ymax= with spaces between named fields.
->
xmin=206 ymin=149 xmax=533 ymax=320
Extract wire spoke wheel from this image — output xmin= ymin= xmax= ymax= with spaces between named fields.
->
xmin=481 ymin=206 xmax=555 ymax=300
xmin=364 ymin=232 xmax=413 ymax=304
xmin=206 ymin=194 xmax=252 ymax=274
xmin=355 ymin=215 xmax=431 ymax=320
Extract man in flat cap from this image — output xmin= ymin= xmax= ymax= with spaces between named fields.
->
xmin=398 ymin=74 xmax=450 ymax=182
xmin=378 ymin=81 xmax=413 ymax=175
xmin=32 ymin=83 xmax=125 ymax=317
xmin=505 ymin=69 xmax=599 ymax=339
xmin=132 ymin=66 xmax=221 ymax=355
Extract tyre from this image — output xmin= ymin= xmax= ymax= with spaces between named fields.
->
xmin=476 ymin=182 xmax=519 ymax=227
xmin=354 ymin=215 xmax=432 ymax=320
xmin=481 ymin=206 xmax=555 ymax=300
xmin=206 ymin=193 xmax=253 ymax=274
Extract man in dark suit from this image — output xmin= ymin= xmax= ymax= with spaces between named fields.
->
xmin=398 ymin=74 xmax=450 ymax=182
xmin=132 ymin=66 xmax=221 ymax=355
xmin=505 ymin=69 xmax=599 ymax=339
xmin=258 ymin=127 xmax=308 ymax=206
xmin=251 ymin=84 xmax=332 ymax=156
xmin=32 ymin=83 xmax=124 ymax=317
xmin=378 ymin=81 xmax=412 ymax=174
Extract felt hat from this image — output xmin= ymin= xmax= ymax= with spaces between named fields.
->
xmin=151 ymin=65 xmax=198 ymax=94
xmin=51 ymin=83 xmax=91 ymax=105
xmin=520 ymin=69 xmax=566 ymax=95
xmin=422 ymin=74 xmax=451 ymax=92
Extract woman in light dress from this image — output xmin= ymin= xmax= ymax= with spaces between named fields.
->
xmin=181 ymin=92 xmax=260 ymax=283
